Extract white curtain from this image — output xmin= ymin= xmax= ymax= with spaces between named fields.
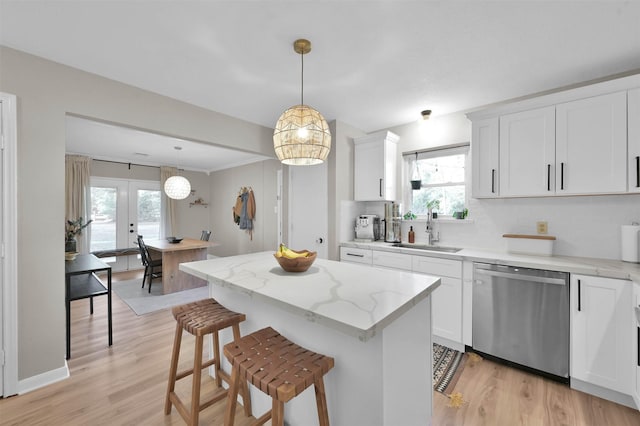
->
xmin=160 ymin=166 xmax=177 ymax=238
xmin=65 ymin=155 xmax=92 ymax=254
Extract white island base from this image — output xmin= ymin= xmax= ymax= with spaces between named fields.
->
xmin=180 ymin=252 xmax=438 ymax=426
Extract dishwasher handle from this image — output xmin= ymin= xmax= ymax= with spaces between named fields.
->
xmin=475 ymin=269 xmax=567 ymax=286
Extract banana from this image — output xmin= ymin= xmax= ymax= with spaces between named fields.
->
xmin=278 ymin=243 xmax=309 ymax=259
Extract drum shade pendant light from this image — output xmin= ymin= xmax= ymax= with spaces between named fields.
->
xmin=164 ymin=146 xmax=191 ymax=200
xmin=273 ymin=39 xmax=331 ymax=166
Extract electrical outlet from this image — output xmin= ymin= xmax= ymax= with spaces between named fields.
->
xmin=536 ymin=221 xmax=548 ymax=234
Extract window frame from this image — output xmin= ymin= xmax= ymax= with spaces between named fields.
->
xmin=403 ymin=143 xmax=470 ymax=219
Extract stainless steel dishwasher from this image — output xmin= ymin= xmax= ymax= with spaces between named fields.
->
xmin=472 ymin=262 xmax=569 ymax=382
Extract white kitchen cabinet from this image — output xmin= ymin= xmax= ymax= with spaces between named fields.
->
xmin=471 ymin=117 xmax=500 ymax=198
xmin=499 ymin=106 xmax=556 ymax=197
xmin=571 ymin=274 xmax=633 ymax=395
xmin=353 ymin=130 xmax=399 ymax=201
xmin=372 ymin=250 xmax=412 ymax=271
xmin=628 ymin=88 xmax=640 ymax=193
xmin=339 ymin=246 xmax=372 ymax=265
xmin=634 ymin=282 xmax=640 ymax=409
xmin=412 ymin=256 xmax=463 ymax=346
xmin=556 ymin=92 xmax=627 ymax=195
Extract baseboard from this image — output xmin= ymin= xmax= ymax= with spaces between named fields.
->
xmin=18 ymin=362 xmax=70 ymax=395
xmin=433 ymin=335 xmax=464 ymax=352
xmin=571 ymin=378 xmax=638 ymax=410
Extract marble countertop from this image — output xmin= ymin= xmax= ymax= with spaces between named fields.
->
xmin=179 ymin=251 xmax=441 ymax=341
xmin=341 ymin=241 xmax=640 ymax=283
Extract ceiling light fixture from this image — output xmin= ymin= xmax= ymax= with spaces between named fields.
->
xmin=164 ymin=146 xmax=191 ymax=200
xmin=273 ymin=39 xmax=332 ymax=166
xmin=421 ymin=110 xmax=432 ymax=120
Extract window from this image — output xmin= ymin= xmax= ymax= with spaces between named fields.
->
xmin=405 ymin=144 xmax=469 ymax=217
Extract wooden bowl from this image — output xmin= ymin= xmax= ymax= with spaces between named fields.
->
xmin=274 ymin=250 xmax=317 ymax=272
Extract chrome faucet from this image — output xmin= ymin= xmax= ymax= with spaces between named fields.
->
xmin=425 ymin=208 xmax=440 ymax=245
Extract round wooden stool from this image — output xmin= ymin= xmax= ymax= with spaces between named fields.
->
xmin=164 ymin=299 xmax=252 ymax=426
xmin=223 ymin=326 xmax=335 ymax=426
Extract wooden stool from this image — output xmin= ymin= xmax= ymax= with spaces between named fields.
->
xmin=165 ymin=299 xmax=252 ymax=426
xmin=223 ymin=327 xmax=334 ymax=426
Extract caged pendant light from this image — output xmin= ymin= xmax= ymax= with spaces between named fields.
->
xmin=273 ymin=39 xmax=332 ymax=166
xmin=164 ymin=146 xmax=191 ymax=200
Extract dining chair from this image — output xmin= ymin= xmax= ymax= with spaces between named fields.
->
xmin=137 ymin=235 xmax=162 ymax=293
xmin=200 ymin=230 xmax=211 ymax=241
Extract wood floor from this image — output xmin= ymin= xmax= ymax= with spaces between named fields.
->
xmin=2 ymin=269 xmax=639 ymax=425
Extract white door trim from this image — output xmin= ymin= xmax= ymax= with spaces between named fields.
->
xmin=1 ymin=92 xmax=18 ymax=397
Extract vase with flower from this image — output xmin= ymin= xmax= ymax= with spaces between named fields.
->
xmin=65 ymin=217 xmax=92 ymax=257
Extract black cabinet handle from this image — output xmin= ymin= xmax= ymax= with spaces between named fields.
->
xmin=547 ymin=164 xmax=551 ymax=191
xmin=560 ymin=162 xmax=565 ymax=190
xmin=636 ymin=156 xmax=639 ymax=188
xmin=379 ymin=178 xmax=383 ymax=197
xmin=491 ymin=169 xmax=496 ymax=193
xmin=347 ymin=253 xmax=364 ymax=258
xmin=577 ymin=279 xmax=581 ymax=311
xmin=637 ymin=326 xmax=639 ymax=366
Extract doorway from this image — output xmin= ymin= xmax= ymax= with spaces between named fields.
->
xmin=90 ymin=177 xmax=161 ymax=272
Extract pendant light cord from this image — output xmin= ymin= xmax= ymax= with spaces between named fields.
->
xmin=300 ymin=49 xmax=304 ymax=106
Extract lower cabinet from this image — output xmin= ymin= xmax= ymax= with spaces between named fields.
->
xmin=339 ymin=246 xmax=372 ymax=265
xmin=412 ymin=256 xmax=463 ymax=345
xmin=372 ymin=250 xmax=412 ymax=270
xmin=634 ymin=282 xmax=640 ymax=409
xmin=571 ymin=274 xmax=633 ymax=395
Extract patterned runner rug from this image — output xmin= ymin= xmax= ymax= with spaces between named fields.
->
xmin=433 ymin=343 xmax=466 ymax=394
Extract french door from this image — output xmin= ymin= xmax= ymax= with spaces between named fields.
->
xmin=90 ymin=177 xmax=162 ymax=272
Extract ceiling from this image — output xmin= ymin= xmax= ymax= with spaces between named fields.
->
xmin=2 ymin=1 xmax=640 ymax=172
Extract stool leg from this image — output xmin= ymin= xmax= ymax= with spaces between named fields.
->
xmin=224 ymin=364 xmax=240 ymax=426
xmin=314 ymin=377 xmax=330 ymax=426
xmin=272 ymin=399 xmax=285 ymax=426
xmin=232 ymin=323 xmax=252 ymax=417
xmin=190 ymin=335 xmax=204 ymax=426
xmin=165 ymin=323 xmax=183 ymax=414
xmin=213 ymin=330 xmax=222 ymax=388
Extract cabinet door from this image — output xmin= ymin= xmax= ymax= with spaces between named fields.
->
xmin=354 ymin=141 xmax=385 ymax=201
xmin=634 ymin=282 xmax=640 ymax=409
xmin=471 ymin=117 xmax=499 ymax=198
xmin=628 ymin=88 xmax=640 ymax=193
xmin=556 ymin=92 xmax=627 ymax=195
xmin=431 ymin=277 xmax=463 ymax=343
xmin=372 ymin=250 xmax=412 ymax=271
xmin=571 ymin=275 xmax=633 ymax=394
xmin=499 ymin=106 xmax=555 ymax=197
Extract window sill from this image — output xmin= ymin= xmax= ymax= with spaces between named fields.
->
xmin=403 ymin=218 xmax=474 ymax=224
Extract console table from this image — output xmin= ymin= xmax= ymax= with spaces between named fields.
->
xmin=65 ymin=254 xmax=112 ymax=359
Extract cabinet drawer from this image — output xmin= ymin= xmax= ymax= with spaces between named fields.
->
xmin=372 ymin=250 xmax=412 ymax=271
xmin=412 ymin=256 xmax=462 ymax=278
xmin=340 ymin=247 xmax=372 ymax=265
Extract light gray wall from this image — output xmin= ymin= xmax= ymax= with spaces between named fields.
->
xmin=0 ymin=46 xmax=273 ymax=381
xmin=208 ymin=160 xmax=280 ymax=256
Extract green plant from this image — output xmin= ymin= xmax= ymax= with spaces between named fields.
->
xmin=65 ymin=217 xmax=93 ymax=241
xmin=403 ymin=211 xmax=417 ymax=220
xmin=426 ymin=199 xmax=440 ymax=211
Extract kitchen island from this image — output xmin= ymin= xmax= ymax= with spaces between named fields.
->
xmin=180 ymin=251 xmax=441 ymax=426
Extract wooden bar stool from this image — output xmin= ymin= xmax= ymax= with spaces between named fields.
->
xmin=165 ymin=299 xmax=252 ymax=426
xmin=223 ymin=327 xmax=335 ymax=426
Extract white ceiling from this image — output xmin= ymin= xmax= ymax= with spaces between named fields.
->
xmin=2 ymin=1 xmax=640 ymax=171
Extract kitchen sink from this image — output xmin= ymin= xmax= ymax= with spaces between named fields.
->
xmin=391 ymin=243 xmax=462 ymax=253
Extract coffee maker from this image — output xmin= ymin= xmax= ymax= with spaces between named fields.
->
xmin=355 ymin=214 xmax=380 ymax=241
xmin=384 ymin=202 xmax=402 ymax=243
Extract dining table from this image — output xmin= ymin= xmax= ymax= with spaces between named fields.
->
xmin=144 ymin=238 xmax=212 ymax=294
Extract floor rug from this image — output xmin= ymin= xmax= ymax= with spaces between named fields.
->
xmin=112 ymin=278 xmax=209 ymax=316
xmin=433 ymin=343 xmax=466 ymax=394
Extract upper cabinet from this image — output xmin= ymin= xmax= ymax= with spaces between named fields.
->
xmin=499 ymin=106 xmax=555 ymax=197
xmin=556 ymin=92 xmax=627 ymax=195
xmin=468 ymin=74 xmax=640 ymax=198
xmin=629 ymin=88 xmax=640 ymax=193
xmin=354 ymin=130 xmax=399 ymax=201
xmin=471 ymin=118 xmax=500 ymax=198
